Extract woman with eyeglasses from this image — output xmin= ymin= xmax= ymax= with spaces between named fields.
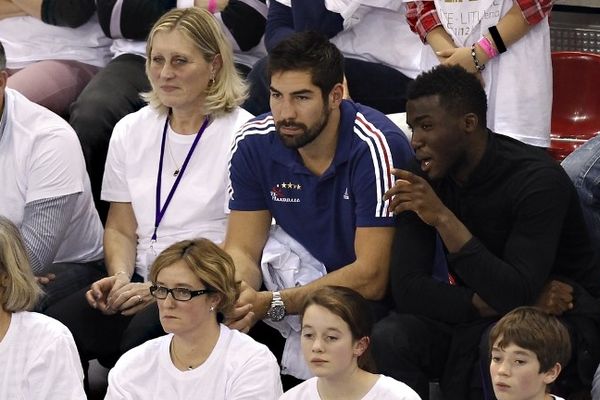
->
xmin=105 ymin=238 xmax=283 ymax=399
xmin=45 ymin=6 xmax=253 ymax=369
xmin=0 ymin=216 xmax=86 ymax=399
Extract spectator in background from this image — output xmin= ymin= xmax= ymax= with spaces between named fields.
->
xmin=0 ymin=40 xmax=104 ymax=310
xmin=561 ymin=134 xmax=600 ymax=258
xmin=405 ymin=0 xmax=553 ymax=147
xmin=105 ymin=239 xmax=282 ymax=399
xmin=243 ymin=0 xmax=424 ymax=116
xmin=46 ymin=7 xmax=252 ymax=376
xmin=0 ymin=0 xmax=111 ymax=117
xmin=74 ymin=0 xmax=267 ymax=222
xmin=0 ymin=216 xmax=86 ymax=400
xmin=280 ymin=286 xmax=421 ymax=400
xmin=371 ymin=65 xmax=600 ymax=400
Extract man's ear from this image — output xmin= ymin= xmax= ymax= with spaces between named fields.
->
xmin=542 ymin=362 xmax=562 ymax=385
xmin=329 ymin=83 xmax=344 ymax=108
xmin=462 ymin=112 xmax=479 ymax=133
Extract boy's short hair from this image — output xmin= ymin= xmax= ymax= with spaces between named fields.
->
xmin=489 ymin=306 xmax=571 ymax=372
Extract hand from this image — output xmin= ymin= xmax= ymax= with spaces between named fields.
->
xmin=86 ymin=276 xmax=119 ymax=314
xmin=384 ymin=169 xmax=449 ymax=226
xmin=535 ymin=280 xmax=574 ymax=316
xmin=35 ymin=273 xmax=56 ymax=286
xmin=106 ymin=281 xmax=154 ymax=316
xmin=438 ymin=46 xmax=487 ymax=85
xmin=224 ymin=282 xmax=271 ymax=333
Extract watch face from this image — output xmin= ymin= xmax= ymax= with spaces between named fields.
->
xmin=269 ymin=305 xmax=286 ymax=322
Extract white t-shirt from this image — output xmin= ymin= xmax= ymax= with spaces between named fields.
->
xmin=106 ymin=324 xmax=283 ymax=399
xmin=0 ymin=311 xmax=86 ymax=400
xmin=0 ymin=15 xmax=112 ymax=69
xmin=101 ymin=105 xmax=253 ymax=279
xmin=280 ymin=375 xmax=421 ymax=400
xmin=0 ymin=89 xmax=104 ymax=264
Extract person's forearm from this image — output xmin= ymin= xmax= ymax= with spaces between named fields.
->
xmin=228 ymin=247 xmax=262 ymax=290
xmin=284 ymin=263 xmax=388 ymax=315
xmin=104 ymin=228 xmax=137 ymax=277
xmin=0 ymin=0 xmax=26 ymax=18
xmin=492 ymin=2 xmax=533 ymax=49
xmin=425 ymin=25 xmax=456 ymax=53
xmin=10 ymin=0 xmax=40 ymax=18
xmin=434 ymin=208 xmax=473 ymax=253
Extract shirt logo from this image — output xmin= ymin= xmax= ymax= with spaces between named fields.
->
xmin=270 ymin=182 xmax=301 ymax=203
xmin=343 ymin=187 xmax=350 ymax=200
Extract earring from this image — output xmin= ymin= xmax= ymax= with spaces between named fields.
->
xmin=209 ymin=305 xmax=215 ymax=312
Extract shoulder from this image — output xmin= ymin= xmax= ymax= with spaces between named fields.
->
xmin=13 ymin=312 xmax=76 ymax=343
xmin=231 ymin=113 xmax=276 ymax=151
xmin=223 ymin=325 xmax=277 ymax=360
xmin=112 ymin=105 xmax=163 ymax=137
xmin=112 ymin=335 xmax=164 ymax=371
xmin=279 ymin=377 xmax=317 ymax=399
xmin=7 ymin=89 xmax=78 ymax=141
xmin=343 ymin=101 xmax=413 ymax=160
xmin=374 ymin=375 xmax=421 ymax=398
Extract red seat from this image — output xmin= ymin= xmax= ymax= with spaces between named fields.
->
xmin=548 ymin=51 xmax=600 ymax=161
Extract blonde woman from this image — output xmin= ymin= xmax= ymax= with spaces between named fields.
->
xmin=0 ymin=216 xmax=85 ymax=399
xmin=105 ymin=239 xmax=283 ymax=399
xmin=46 ymin=7 xmax=252 ymax=368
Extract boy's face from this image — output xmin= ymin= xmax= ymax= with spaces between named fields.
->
xmin=490 ymin=338 xmax=560 ymax=400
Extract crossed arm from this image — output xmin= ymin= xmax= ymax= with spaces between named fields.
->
xmin=223 ymin=210 xmax=394 ymax=330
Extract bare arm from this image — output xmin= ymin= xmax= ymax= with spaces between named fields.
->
xmin=9 ymin=0 xmax=40 ymax=18
xmin=279 ymin=226 xmax=395 ymax=315
xmin=0 ymin=0 xmax=26 ymax=18
xmin=223 ymin=210 xmax=272 ymax=290
xmin=104 ymin=202 xmax=138 ymax=278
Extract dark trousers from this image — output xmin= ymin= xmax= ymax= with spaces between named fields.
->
xmin=243 ymin=55 xmax=413 ymax=116
xmin=37 ymin=260 xmax=106 ymax=311
xmin=69 ymin=54 xmax=151 ymax=223
xmin=44 ymin=281 xmax=164 ymax=367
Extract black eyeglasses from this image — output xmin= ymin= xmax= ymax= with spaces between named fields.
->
xmin=149 ymin=284 xmax=214 ymax=301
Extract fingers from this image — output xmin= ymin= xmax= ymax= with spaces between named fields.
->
xmin=436 ymin=48 xmax=456 ymax=58
xmin=226 ymin=310 xmax=256 ymax=333
xmin=120 ymin=295 xmax=154 ymax=316
xmin=383 ymin=169 xmax=420 ymax=201
xmin=107 ymin=283 xmax=149 ymax=312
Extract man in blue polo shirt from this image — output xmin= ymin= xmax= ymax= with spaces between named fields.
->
xmin=224 ymin=31 xmax=413 ymax=333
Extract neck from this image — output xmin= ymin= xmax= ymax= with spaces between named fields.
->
xmin=317 ymin=366 xmax=377 ymax=400
xmin=298 ymin=108 xmax=341 ymax=176
xmin=170 ymin=107 xmax=208 ymax=135
xmin=0 ymin=307 xmax=11 ymax=343
xmin=170 ymin=320 xmax=220 ymax=371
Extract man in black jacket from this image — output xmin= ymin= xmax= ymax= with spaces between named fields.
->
xmin=371 ymin=65 xmax=600 ymax=400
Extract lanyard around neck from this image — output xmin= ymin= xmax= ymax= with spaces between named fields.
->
xmin=152 ymin=115 xmax=210 ymax=242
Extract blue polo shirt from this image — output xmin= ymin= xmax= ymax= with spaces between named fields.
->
xmin=229 ymin=100 xmax=413 ymax=272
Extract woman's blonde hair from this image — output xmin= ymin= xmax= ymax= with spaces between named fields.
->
xmin=149 ymin=238 xmax=239 ymax=316
xmin=0 ymin=217 xmax=42 ymax=312
xmin=143 ymin=7 xmax=248 ymax=116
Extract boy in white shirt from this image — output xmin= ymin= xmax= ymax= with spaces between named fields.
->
xmin=489 ymin=307 xmax=571 ymax=400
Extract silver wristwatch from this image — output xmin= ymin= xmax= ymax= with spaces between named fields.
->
xmin=266 ymin=291 xmax=286 ymax=322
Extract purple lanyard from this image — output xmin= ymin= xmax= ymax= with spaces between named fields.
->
xmin=152 ymin=115 xmax=209 ymax=242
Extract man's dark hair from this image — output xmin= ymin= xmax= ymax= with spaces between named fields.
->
xmin=0 ymin=41 xmax=6 ymax=71
xmin=408 ymin=65 xmax=487 ymax=127
xmin=268 ymin=31 xmax=344 ymax=100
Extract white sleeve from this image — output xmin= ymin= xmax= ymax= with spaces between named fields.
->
xmin=26 ymin=127 xmax=84 ymax=203
xmin=25 ymin=327 xmax=86 ymax=400
xmin=101 ymin=118 xmax=132 ymax=202
xmin=228 ymin=347 xmax=283 ymax=399
xmin=177 ymin=0 xmax=194 ymax=7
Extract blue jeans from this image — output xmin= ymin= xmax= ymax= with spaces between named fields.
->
xmin=561 ymin=135 xmax=600 ymax=256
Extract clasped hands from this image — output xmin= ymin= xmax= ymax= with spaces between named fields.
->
xmin=224 ymin=281 xmax=272 ymax=333
xmin=86 ymin=273 xmax=154 ymax=316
